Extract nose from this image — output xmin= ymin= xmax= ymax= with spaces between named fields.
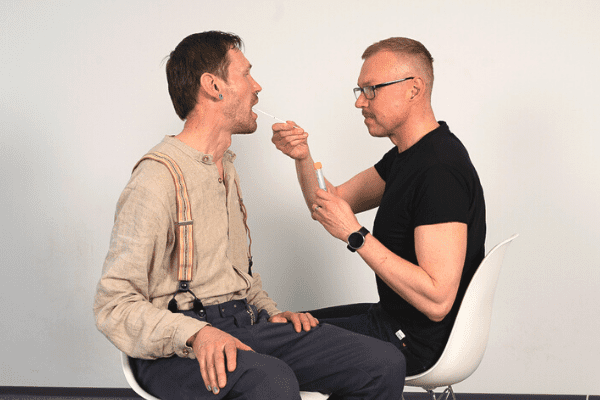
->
xmin=251 ymin=75 xmax=262 ymax=94
xmin=355 ymin=92 xmax=367 ymax=108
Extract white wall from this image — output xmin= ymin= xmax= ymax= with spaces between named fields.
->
xmin=1 ymin=0 xmax=598 ymax=395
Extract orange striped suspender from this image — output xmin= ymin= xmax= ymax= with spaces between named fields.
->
xmin=134 ymin=152 xmax=194 ymax=283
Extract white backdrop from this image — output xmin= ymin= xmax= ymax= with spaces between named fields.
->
xmin=1 ymin=0 xmax=599 ymax=395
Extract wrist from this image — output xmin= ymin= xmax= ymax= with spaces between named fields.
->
xmin=346 ymin=226 xmax=370 ymax=252
xmin=186 ymin=330 xmax=200 ymax=347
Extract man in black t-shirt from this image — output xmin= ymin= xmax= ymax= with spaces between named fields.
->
xmin=271 ymin=37 xmax=486 ymax=377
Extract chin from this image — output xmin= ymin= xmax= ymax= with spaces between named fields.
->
xmin=365 ymin=123 xmax=384 ymax=138
xmin=234 ymin=121 xmax=258 ymax=135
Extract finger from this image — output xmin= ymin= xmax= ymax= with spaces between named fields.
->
xmin=280 ymin=139 xmax=307 ymax=153
xmin=214 ymin=348 xmax=228 ymax=390
xmin=298 ymin=313 xmax=313 ymax=332
xmin=284 ymin=136 xmax=308 ymax=146
xmin=236 ymin=339 xmax=255 ymax=353
xmin=269 ymin=315 xmax=287 ymax=323
xmin=276 ymin=128 xmax=306 ymax=141
xmin=224 ymin=342 xmax=238 ymax=373
xmin=272 ymin=122 xmax=294 ymax=131
xmin=305 ymin=312 xmax=320 ymax=327
xmin=315 ymin=188 xmax=330 ymax=199
xmin=199 ymin=352 xmax=211 ymax=392
xmin=290 ymin=313 xmax=302 ymax=333
xmin=206 ymin=351 xmax=219 ymax=394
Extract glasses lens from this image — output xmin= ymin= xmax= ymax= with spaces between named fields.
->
xmin=364 ymin=87 xmax=374 ymax=99
xmin=353 ymin=88 xmax=362 ymax=100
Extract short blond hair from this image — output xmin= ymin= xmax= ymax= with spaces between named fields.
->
xmin=362 ymin=37 xmax=434 ymax=96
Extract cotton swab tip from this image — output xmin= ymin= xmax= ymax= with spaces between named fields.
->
xmin=314 ymin=162 xmax=322 ymax=169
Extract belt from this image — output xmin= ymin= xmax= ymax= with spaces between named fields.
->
xmin=203 ymin=299 xmax=259 ymax=326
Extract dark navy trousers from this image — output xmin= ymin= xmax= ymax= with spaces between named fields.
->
xmin=306 ymin=303 xmax=430 ymax=375
xmin=131 ymin=300 xmax=405 ymax=400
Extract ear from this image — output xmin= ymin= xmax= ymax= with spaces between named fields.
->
xmin=409 ymin=77 xmax=424 ymax=100
xmin=200 ymin=72 xmax=222 ymax=101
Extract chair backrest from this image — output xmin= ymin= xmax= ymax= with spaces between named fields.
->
xmin=121 ymin=352 xmax=160 ymax=400
xmin=405 ymin=234 xmax=518 ymax=390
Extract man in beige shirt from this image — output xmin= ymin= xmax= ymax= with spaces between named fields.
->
xmin=94 ymin=31 xmax=404 ymax=400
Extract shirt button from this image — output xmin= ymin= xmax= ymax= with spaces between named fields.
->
xmin=182 ymin=349 xmax=189 ymax=355
xmin=202 ymin=156 xmax=210 ymax=162
xmin=218 ymin=178 xmax=223 ymax=184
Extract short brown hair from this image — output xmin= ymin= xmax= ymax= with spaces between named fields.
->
xmin=166 ymin=31 xmax=243 ymax=120
xmin=362 ymin=37 xmax=434 ymax=95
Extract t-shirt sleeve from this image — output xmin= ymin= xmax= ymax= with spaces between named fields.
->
xmin=374 ymin=146 xmax=399 ymax=181
xmin=413 ymin=165 xmax=470 ymax=227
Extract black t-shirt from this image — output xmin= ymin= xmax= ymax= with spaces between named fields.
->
xmin=373 ymin=121 xmax=486 ymax=371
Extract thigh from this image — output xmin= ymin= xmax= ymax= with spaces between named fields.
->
xmin=306 ymin=303 xmax=379 ymax=339
xmin=132 ymin=349 xmax=300 ymax=400
xmin=305 ymin=303 xmax=373 ymax=320
xmin=250 ymin=320 xmax=404 ymax=395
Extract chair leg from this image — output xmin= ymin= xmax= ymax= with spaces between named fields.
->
xmin=401 ymin=391 xmax=438 ymax=400
xmin=438 ymin=385 xmax=457 ymax=400
xmin=402 ymin=386 xmax=456 ymax=400
xmin=449 ymin=385 xmax=457 ymax=400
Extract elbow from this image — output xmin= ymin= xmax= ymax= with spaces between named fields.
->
xmin=424 ymin=301 xmax=453 ymax=323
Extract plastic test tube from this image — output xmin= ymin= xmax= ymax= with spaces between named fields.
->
xmin=314 ymin=162 xmax=327 ymax=191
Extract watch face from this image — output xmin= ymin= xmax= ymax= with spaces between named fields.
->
xmin=348 ymin=231 xmax=364 ymax=249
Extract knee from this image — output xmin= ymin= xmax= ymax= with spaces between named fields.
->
xmin=381 ymin=342 xmax=406 ymax=381
xmin=232 ymin=354 xmax=300 ymax=400
xmin=360 ymin=340 xmax=406 ymax=385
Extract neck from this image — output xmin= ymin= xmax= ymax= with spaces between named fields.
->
xmin=390 ymin=106 xmax=439 ymax=153
xmin=176 ymin=107 xmax=232 ymax=164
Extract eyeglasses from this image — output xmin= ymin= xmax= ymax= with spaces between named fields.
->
xmin=353 ymin=77 xmax=414 ymax=100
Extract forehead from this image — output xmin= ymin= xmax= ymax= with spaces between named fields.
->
xmin=227 ymin=48 xmax=251 ymax=72
xmin=358 ymin=51 xmax=407 ymax=85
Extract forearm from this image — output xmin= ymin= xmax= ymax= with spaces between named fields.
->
xmin=295 ymin=153 xmax=323 ymax=212
xmin=94 ymin=278 xmax=207 ymax=359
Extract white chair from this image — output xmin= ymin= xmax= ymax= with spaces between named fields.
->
xmin=121 ymin=351 xmax=160 ymax=400
xmin=121 ymin=350 xmax=328 ymax=399
xmin=402 ymin=234 xmax=519 ymax=400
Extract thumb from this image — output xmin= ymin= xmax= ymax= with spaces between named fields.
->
xmin=269 ymin=315 xmax=287 ymax=323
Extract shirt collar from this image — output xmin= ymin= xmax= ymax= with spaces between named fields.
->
xmin=162 ymin=136 xmax=237 ymax=164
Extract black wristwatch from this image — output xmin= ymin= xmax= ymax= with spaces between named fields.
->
xmin=347 ymin=227 xmax=370 ymax=252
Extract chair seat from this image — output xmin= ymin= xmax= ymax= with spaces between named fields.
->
xmin=299 ymin=392 xmax=329 ymax=399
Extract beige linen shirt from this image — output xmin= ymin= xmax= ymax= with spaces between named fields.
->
xmin=94 ymin=136 xmax=281 ymax=360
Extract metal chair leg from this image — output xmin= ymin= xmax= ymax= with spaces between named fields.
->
xmin=402 ymin=386 xmax=456 ymax=400
xmin=438 ymin=386 xmax=457 ymax=400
